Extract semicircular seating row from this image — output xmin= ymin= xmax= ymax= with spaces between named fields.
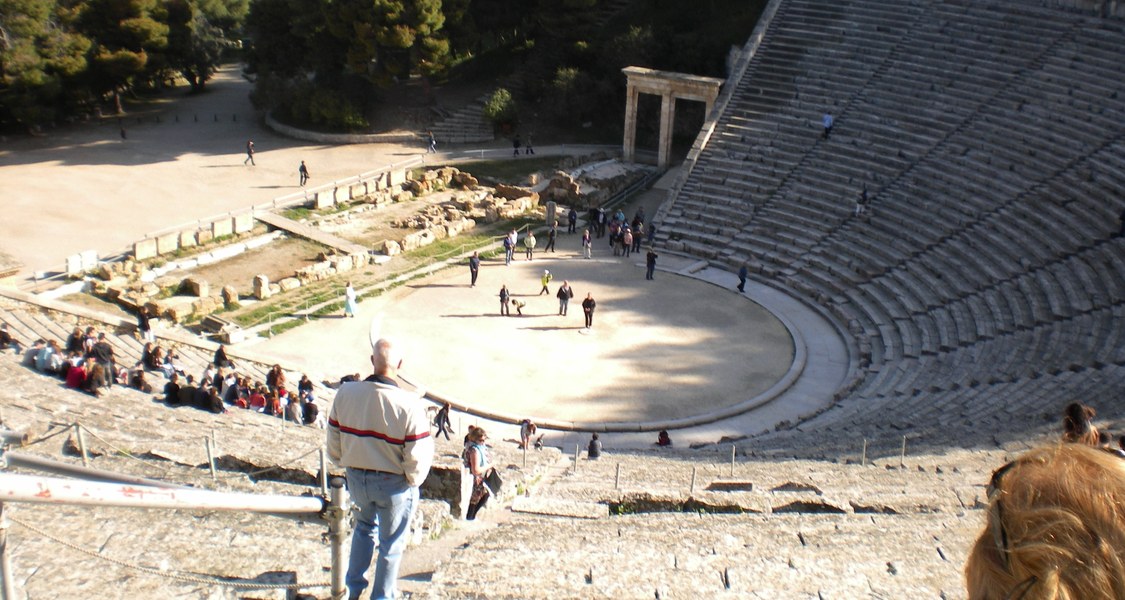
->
xmin=656 ymin=0 xmax=1125 ymax=456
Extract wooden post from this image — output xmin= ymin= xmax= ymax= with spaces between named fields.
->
xmin=205 ymin=437 xmax=217 ymax=483
xmin=75 ymin=423 xmax=89 ymax=467
xmin=861 ymin=438 xmax=868 ymax=466
xmin=730 ymin=445 xmax=736 ymax=477
xmin=900 ymin=435 xmax=907 ymax=467
xmin=615 ymin=463 xmax=621 ymax=490
xmin=573 ymin=445 xmax=580 ymax=473
xmin=690 ymin=466 xmax=697 ymax=494
xmin=320 ymin=448 xmax=329 ymax=496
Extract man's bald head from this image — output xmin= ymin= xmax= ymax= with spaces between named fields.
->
xmin=371 ymin=338 xmax=402 ymax=376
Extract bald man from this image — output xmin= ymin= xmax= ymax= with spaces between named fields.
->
xmin=327 ymin=338 xmax=434 ymax=600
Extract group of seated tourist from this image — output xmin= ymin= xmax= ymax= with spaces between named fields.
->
xmin=967 ymin=401 xmax=1125 ymax=599
xmin=5 ymin=322 xmax=322 ymax=427
xmin=148 ymin=345 xmax=322 ymax=426
xmin=15 ymin=325 xmax=127 ymax=397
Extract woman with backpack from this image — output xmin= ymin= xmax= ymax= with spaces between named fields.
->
xmin=464 ymin=427 xmax=493 ymax=520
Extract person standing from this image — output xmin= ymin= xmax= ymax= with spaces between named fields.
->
xmin=645 ymin=249 xmax=658 ymax=280
xmin=512 ymin=135 xmax=521 ymax=156
xmin=556 ymin=280 xmax=574 ymax=315
xmin=137 ymin=305 xmax=154 ymax=343
xmin=464 ymin=427 xmax=492 ymax=520
xmin=582 ymin=229 xmax=592 ymax=259
xmin=434 ymin=402 xmax=453 ymax=440
xmin=524 ymin=231 xmax=536 ymax=260
xmin=524 ymin=134 xmax=534 ymax=155
xmin=596 ymin=207 xmax=607 ymax=238
xmin=244 ymin=140 xmax=255 ymax=165
xmin=426 ymin=131 xmax=437 ymax=153
xmin=539 ymin=270 xmax=553 ymax=296
xmin=822 ymin=112 xmax=834 ymax=139
xmin=503 ymin=233 xmax=514 ymax=266
xmin=299 ymin=161 xmax=310 ymax=186
xmin=344 ymin=282 xmax=358 ymax=318
xmin=327 ymin=338 xmax=434 ymax=600
xmin=737 ymin=265 xmax=749 ymax=293
xmin=581 ymin=293 xmax=596 ymax=329
xmin=631 ymin=223 xmax=644 ymax=254
xmin=622 ymin=228 xmax=634 ymax=257
xmin=545 ymin=221 xmax=558 ymax=252
xmin=499 ymin=285 xmax=511 ymax=316
xmin=567 ymin=208 xmax=578 ymax=234
xmin=92 ymin=333 xmax=116 ymax=389
xmin=468 ymin=252 xmax=480 ymax=287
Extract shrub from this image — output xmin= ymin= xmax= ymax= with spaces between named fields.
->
xmin=482 ymin=87 xmax=517 ymax=131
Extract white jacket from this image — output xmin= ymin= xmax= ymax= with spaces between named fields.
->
xmin=326 ymin=380 xmax=434 ymax=486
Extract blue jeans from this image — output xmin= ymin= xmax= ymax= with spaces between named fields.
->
xmin=345 ymin=468 xmax=418 ymax=600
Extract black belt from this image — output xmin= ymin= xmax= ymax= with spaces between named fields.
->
xmin=352 ymin=467 xmax=399 ymax=476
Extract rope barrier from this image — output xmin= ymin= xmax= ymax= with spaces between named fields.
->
xmin=215 ymin=444 xmax=323 ymax=481
xmin=20 ymin=425 xmax=72 ymax=448
xmin=8 ymin=516 xmax=330 ymax=590
xmin=77 ymin=425 xmax=178 ymax=476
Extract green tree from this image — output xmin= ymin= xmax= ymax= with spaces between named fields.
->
xmin=0 ymin=0 xmax=90 ymax=128
xmin=164 ymin=0 xmax=227 ymax=91
xmin=74 ymin=0 xmax=169 ymax=113
xmin=323 ymin=0 xmax=449 ymax=84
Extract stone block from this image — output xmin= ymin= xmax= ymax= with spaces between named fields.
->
xmin=181 ymin=277 xmax=210 ymax=298
xmin=268 ymin=283 xmax=281 ymax=295
xmin=314 ymin=191 xmax=333 ymax=209
xmin=253 ymin=274 xmax=271 ymax=300
xmin=382 ymin=240 xmax=401 ymax=256
xmin=350 ymin=183 xmax=366 ymax=199
xmin=387 ymin=169 xmax=406 ymax=187
xmin=212 ymin=218 xmax=234 ymax=239
xmin=233 ymin=212 xmax=254 ymax=234
xmin=278 ymin=277 xmax=301 ymax=292
xmin=197 ymin=229 xmax=214 ymax=244
xmin=134 ymin=239 xmax=158 ymax=260
xmin=332 ymin=257 xmax=353 ymax=273
xmin=80 ymin=250 xmax=98 ymax=271
xmin=221 ymin=285 xmax=239 ymax=307
xmin=156 ymin=233 xmax=179 ymax=255
xmin=66 ymin=254 xmax=83 ymax=275
xmin=179 ymin=230 xmax=198 ymax=248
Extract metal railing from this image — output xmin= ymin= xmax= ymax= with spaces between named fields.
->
xmin=0 ymin=427 xmax=349 ymax=599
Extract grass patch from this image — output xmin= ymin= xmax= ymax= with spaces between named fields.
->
xmin=283 ymin=207 xmax=312 ymax=221
xmin=451 ymin=157 xmax=562 ymax=184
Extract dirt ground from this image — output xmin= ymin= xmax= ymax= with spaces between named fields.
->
xmin=184 ymin=237 xmax=330 ymax=295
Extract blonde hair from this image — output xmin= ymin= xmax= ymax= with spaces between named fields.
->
xmin=966 ymin=443 xmax=1125 ymax=599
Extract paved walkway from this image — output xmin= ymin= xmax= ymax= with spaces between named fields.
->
xmin=255 ymin=212 xmax=370 ymax=255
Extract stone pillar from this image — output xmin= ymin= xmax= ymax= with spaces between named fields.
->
xmin=546 ymin=201 xmax=557 ymax=227
xmin=253 ymin=274 xmax=271 ymax=300
xmin=622 ymin=83 xmax=639 ymax=163
xmin=658 ymin=93 xmax=676 ymax=169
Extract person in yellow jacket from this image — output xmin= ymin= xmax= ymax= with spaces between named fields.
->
xmin=539 ymin=269 xmax=553 ymax=295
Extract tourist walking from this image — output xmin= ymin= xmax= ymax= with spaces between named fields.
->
xmin=427 ymin=131 xmax=437 ymax=153
xmin=468 ymin=252 xmax=480 ymax=287
xmin=582 ymin=229 xmax=592 ymax=259
xmin=299 ymin=161 xmax=310 ymax=186
xmin=344 ymin=282 xmax=357 ymax=318
xmin=434 ymin=402 xmax=454 ymax=440
xmin=464 ymin=427 xmax=493 ymax=520
xmin=645 ymin=249 xmax=658 ymax=280
xmin=567 ymin=208 xmax=578 ymax=234
xmin=822 ymin=111 xmax=834 ymax=139
xmin=737 ymin=265 xmax=749 ymax=293
xmin=545 ymin=221 xmax=557 ymax=252
xmin=244 ymin=140 xmax=255 ymax=165
xmin=327 ymin=338 xmax=434 ymax=600
xmin=539 ymin=269 xmax=553 ymax=295
xmin=582 ymin=293 xmax=596 ymax=329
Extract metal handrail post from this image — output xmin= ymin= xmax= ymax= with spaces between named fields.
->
xmin=0 ymin=503 xmax=15 ymax=600
xmin=327 ymin=476 xmax=349 ymax=599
